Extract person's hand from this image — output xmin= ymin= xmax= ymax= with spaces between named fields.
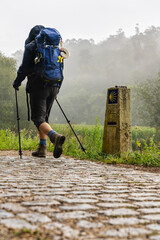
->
xmin=12 ymin=80 xmax=20 ymax=90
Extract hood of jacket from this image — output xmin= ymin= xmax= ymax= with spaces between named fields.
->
xmin=25 ymin=25 xmax=45 ymax=46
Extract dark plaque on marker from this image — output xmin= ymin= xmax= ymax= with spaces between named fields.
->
xmin=108 ymin=89 xmax=118 ymax=104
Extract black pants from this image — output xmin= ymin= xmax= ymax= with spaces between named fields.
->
xmin=29 ymin=86 xmax=59 ymax=129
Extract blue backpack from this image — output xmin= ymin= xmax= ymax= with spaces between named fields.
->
xmin=34 ymin=28 xmax=64 ymax=86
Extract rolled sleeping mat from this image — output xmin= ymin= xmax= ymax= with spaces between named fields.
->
xmin=60 ymin=48 xmax=70 ymax=59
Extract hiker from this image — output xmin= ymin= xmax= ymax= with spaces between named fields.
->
xmin=12 ymin=25 xmax=65 ymax=158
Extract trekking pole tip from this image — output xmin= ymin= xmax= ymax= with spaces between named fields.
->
xmin=82 ymin=147 xmax=86 ymax=153
xmin=19 ymin=151 xmax=23 ymax=159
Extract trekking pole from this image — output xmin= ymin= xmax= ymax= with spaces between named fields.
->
xmin=15 ymin=89 xmax=22 ymax=159
xmin=55 ymin=98 xmax=86 ymax=153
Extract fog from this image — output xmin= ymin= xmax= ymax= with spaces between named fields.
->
xmin=12 ymin=25 xmax=160 ymax=126
xmin=1 ymin=0 xmax=160 ymax=129
xmin=1 ymin=0 xmax=160 ymax=56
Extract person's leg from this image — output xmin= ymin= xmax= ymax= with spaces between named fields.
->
xmin=39 ymin=130 xmax=47 ymax=147
xmin=39 ymin=122 xmax=53 ymax=135
xmin=30 ymin=87 xmax=65 ymax=158
xmin=32 ymin=137 xmax=47 ymax=158
xmin=30 ymin=89 xmax=49 ymax=157
xmin=39 ymin=121 xmax=65 ymax=159
xmin=39 ymin=130 xmax=47 ymax=140
xmin=38 ymin=87 xmax=65 ymax=158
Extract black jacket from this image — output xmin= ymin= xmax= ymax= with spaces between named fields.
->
xmin=13 ymin=25 xmax=45 ymax=92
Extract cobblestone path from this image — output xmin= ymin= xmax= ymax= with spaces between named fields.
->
xmin=0 ymin=155 xmax=160 ymax=240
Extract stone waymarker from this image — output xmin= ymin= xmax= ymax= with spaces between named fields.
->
xmin=102 ymin=86 xmax=132 ymax=155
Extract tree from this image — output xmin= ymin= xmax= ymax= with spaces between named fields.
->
xmin=12 ymin=50 xmax=23 ymax=67
xmin=0 ymin=52 xmax=17 ymax=128
xmin=132 ymin=73 xmax=160 ymax=127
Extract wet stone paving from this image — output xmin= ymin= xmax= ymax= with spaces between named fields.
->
xmin=0 ymin=155 xmax=160 ymax=239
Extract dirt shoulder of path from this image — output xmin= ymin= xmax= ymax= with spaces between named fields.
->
xmin=0 ymin=150 xmax=160 ymax=174
xmin=0 ymin=150 xmax=53 ymax=157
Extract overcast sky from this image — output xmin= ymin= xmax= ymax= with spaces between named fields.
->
xmin=1 ymin=0 xmax=160 ymax=56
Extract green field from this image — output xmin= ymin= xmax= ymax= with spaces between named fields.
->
xmin=1 ymin=124 xmax=160 ymax=167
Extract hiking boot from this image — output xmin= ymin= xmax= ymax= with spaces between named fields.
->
xmin=50 ymin=133 xmax=65 ymax=158
xmin=32 ymin=144 xmax=47 ymax=158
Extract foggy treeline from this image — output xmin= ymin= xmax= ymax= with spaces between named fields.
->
xmin=1 ymin=25 xmax=160 ymax=128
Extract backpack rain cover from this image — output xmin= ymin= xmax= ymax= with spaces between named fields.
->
xmin=35 ymin=28 xmax=64 ymax=85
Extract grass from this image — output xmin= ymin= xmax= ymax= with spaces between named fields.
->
xmin=1 ymin=124 xmax=160 ymax=167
